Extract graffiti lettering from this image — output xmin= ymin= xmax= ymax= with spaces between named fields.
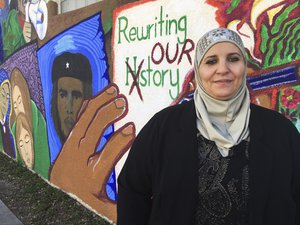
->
xmin=151 ymin=39 xmax=195 ymax=65
xmin=126 ymin=59 xmax=144 ymax=101
xmin=125 ymin=56 xmax=180 ymax=100
xmin=117 ymin=6 xmax=187 ymax=45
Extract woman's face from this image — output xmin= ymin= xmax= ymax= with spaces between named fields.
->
xmin=198 ymin=42 xmax=245 ymax=100
xmin=18 ymin=126 xmax=34 ymax=169
xmin=12 ymin=85 xmax=25 ymax=117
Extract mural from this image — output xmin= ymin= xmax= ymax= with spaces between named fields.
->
xmin=10 ymin=67 xmax=50 ymax=179
xmin=0 ymin=69 xmax=15 ymax=158
xmin=0 ymin=0 xmax=299 ymax=223
xmin=38 ymin=11 xmax=125 ymax=213
xmin=207 ymin=0 xmax=300 ymax=129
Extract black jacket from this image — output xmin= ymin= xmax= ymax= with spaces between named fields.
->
xmin=117 ymin=100 xmax=300 ymax=225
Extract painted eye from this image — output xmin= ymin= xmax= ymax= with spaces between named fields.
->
xmin=25 ymin=135 xmax=30 ymax=143
xmin=73 ymin=92 xmax=83 ymax=100
xmin=59 ymin=90 xmax=67 ymax=98
xmin=19 ymin=140 xmax=24 ymax=148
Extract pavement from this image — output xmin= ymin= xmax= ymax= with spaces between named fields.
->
xmin=0 ymin=199 xmax=23 ymax=225
xmin=0 ymin=155 xmax=24 ymax=225
xmin=0 ymin=180 xmax=23 ymax=225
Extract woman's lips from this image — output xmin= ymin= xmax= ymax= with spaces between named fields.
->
xmin=214 ymin=79 xmax=233 ymax=84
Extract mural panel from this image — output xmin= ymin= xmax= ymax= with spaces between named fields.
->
xmin=37 ymin=13 xmax=110 ymax=163
xmin=0 ymin=41 xmax=50 ymax=178
xmin=38 ymin=11 xmax=124 ymax=210
xmin=113 ymin=0 xmax=218 ymax=134
xmin=0 ymin=0 xmax=299 ymax=224
xmin=10 ymin=67 xmax=50 ymax=179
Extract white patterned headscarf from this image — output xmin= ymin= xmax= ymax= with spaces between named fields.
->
xmin=193 ymin=28 xmax=251 ymax=157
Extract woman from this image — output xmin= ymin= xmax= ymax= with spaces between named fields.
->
xmin=10 ymin=67 xmax=50 ymax=179
xmin=117 ymin=28 xmax=300 ymax=225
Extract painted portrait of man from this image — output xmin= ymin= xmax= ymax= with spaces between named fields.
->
xmin=51 ymin=52 xmax=92 ymax=143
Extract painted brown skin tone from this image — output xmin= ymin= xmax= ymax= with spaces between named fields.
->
xmin=12 ymin=85 xmax=26 ymax=117
xmin=17 ymin=125 xmax=34 ymax=169
xmin=0 ymin=0 xmax=5 ymax=9
xmin=57 ymin=77 xmax=84 ymax=140
xmin=50 ymin=83 xmax=136 ymax=222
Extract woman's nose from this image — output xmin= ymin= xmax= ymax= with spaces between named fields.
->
xmin=216 ymin=60 xmax=229 ymax=74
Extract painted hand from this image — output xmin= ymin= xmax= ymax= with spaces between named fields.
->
xmin=50 ymin=83 xmax=136 ymax=223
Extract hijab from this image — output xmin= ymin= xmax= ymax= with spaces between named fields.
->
xmin=193 ymin=28 xmax=251 ymax=157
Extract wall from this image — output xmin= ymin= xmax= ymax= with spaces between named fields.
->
xmin=60 ymin=0 xmax=100 ymax=13
xmin=0 ymin=0 xmax=299 ymax=223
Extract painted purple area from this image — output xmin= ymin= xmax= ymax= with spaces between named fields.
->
xmin=0 ymin=41 xmax=45 ymax=117
xmin=247 ymin=66 xmax=299 ymax=91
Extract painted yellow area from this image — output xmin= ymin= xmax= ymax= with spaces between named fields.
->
xmin=267 ymin=5 xmax=285 ymax=26
xmin=251 ymin=0 xmax=285 ymax=29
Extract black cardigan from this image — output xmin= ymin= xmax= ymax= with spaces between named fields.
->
xmin=117 ymin=100 xmax=300 ymax=225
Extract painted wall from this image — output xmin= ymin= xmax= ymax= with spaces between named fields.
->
xmin=0 ymin=0 xmax=299 ymax=223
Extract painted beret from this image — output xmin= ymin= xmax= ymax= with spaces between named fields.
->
xmin=51 ymin=52 xmax=92 ymax=83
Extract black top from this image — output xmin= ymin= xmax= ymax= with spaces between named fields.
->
xmin=195 ymin=135 xmax=249 ymax=225
xmin=117 ymin=101 xmax=300 ymax=225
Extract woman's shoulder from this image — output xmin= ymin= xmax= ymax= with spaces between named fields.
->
xmin=250 ymin=103 xmax=296 ymax=130
xmin=251 ymin=103 xmax=286 ymax=119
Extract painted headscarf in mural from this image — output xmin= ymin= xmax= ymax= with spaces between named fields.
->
xmin=0 ymin=69 xmax=16 ymax=158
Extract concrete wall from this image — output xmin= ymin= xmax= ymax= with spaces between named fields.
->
xmin=0 ymin=0 xmax=299 ymax=223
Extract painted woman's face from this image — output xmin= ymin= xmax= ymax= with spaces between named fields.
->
xmin=0 ymin=82 xmax=10 ymax=121
xmin=12 ymin=85 xmax=25 ymax=117
xmin=18 ymin=126 xmax=34 ymax=169
xmin=17 ymin=0 xmax=27 ymax=15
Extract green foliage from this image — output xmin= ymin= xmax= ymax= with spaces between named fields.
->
xmin=261 ymin=1 xmax=300 ymax=68
xmin=271 ymin=1 xmax=298 ymax=35
xmin=260 ymin=24 xmax=269 ymax=54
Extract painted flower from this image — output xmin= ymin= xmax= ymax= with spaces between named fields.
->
xmin=281 ymin=88 xmax=300 ymax=109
